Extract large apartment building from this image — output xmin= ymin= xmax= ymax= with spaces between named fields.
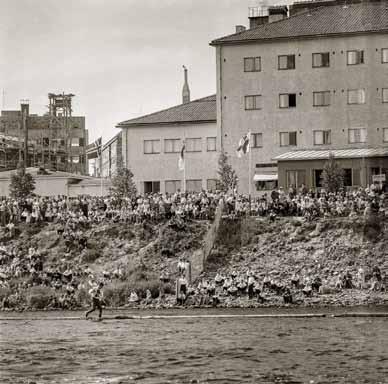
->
xmin=211 ymin=1 xmax=388 ymax=193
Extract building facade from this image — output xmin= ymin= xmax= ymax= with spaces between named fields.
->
xmin=211 ymin=1 xmax=388 ymax=193
xmin=93 ymin=132 xmax=123 ymax=178
xmin=117 ymin=95 xmax=218 ymax=194
xmin=0 ymin=94 xmax=88 ymax=174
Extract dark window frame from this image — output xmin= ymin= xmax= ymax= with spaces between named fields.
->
xmin=164 ymin=138 xmax=181 ymax=153
xmin=251 ymin=132 xmax=263 ymax=148
xmin=244 ymin=95 xmax=262 ymax=110
xmin=382 ymin=88 xmax=388 ymax=103
xmin=313 ymin=130 xmax=331 ymax=145
xmin=279 ymin=93 xmax=297 ymax=109
xmin=313 ymin=91 xmax=331 ymax=107
xmin=244 ymin=56 xmax=261 ymax=72
xmin=382 ymin=48 xmax=388 ymax=64
xmin=206 ymin=137 xmax=217 ymax=152
xmin=278 ymin=54 xmax=295 ymax=70
xmin=143 ymin=139 xmax=161 ymax=154
xmin=279 ymin=131 xmax=297 ymax=147
xmin=347 ymin=50 xmax=364 ymax=65
xmin=312 ymin=52 xmax=330 ymax=68
xmin=185 ymin=137 xmax=202 ymax=153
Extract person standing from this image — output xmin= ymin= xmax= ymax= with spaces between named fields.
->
xmin=85 ymin=282 xmax=104 ymax=320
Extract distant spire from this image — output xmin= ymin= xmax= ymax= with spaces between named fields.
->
xmin=182 ymin=65 xmax=190 ymax=104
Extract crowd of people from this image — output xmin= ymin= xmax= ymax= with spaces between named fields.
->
xmin=0 ymin=191 xmax=221 ymax=230
xmin=225 ymin=184 xmax=388 ymax=220
xmin=178 ymin=264 xmax=387 ymax=306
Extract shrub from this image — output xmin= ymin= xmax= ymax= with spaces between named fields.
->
xmin=82 ymin=248 xmax=102 ymax=263
xmin=0 ymin=287 xmax=11 ymax=301
xmin=27 ymin=286 xmax=55 ymax=309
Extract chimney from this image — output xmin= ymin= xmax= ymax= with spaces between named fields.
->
xmin=235 ymin=25 xmax=246 ymax=33
xmin=182 ymin=65 xmax=190 ymax=104
xmin=268 ymin=6 xmax=288 ymax=23
xmin=248 ymin=6 xmax=269 ymax=29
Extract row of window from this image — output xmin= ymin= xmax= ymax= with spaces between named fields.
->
xmin=249 ymin=128 xmax=388 ymax=147
xmin=144 ymin=179 xmax=218 ymax=194
xmin=243 ymin=49 xmax=388 ymax=72
xmin=144 ymin=137 xmax=216 ymax=154
xmin=36 ymin=137 xmax=85 ymax=147
xmin=245 ymin=88 xmax=388 ymax=110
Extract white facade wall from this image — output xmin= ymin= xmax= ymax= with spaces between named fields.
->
xmin=122 ymin=122 xmax=218 ymax=194
xmin=216 ymin=33 xmax=388 ymax=194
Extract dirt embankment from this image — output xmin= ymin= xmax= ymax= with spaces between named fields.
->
xmin=205 ymin=214 xmax=388 ymax=307
xmin=1 ymin=214 xmax=387 ymax=310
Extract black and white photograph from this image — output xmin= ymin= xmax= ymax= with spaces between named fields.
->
xmin=0 ymin=0 xmax=388 ymax=383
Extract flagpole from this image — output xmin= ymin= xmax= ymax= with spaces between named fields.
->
xmin=248 ymin=132 xmax=252 ymax=214
xmin=183 ymin=133 xmax=186 ymax=193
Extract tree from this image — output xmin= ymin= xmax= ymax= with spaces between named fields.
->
xmin=217 ymin=151 xmax=238 ymax=192
xmin=321 ymin=153 xmax=345 ymax=193
xmin=9 ymin=165 xmax=35 ymax=200
xmin=110 ymin=166 xmax=137 ymax=199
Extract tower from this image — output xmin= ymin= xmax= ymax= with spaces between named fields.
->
xmin=182 ymin=65 xmax=190 ymax=104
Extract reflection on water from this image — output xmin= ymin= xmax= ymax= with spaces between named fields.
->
xmin=1 ymin=310 xmax=387 ymax=384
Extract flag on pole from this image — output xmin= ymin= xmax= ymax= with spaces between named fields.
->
xmin=178 ymin=141 xmax=185 ymax=171
xmin=86 ymin=137 xmax=102 ymax=159
xmin=236 ymin=133 xmax=250 ymax=158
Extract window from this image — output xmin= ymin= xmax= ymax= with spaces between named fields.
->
xmin=144 ymin=181 xmax=160 ymax=194
xmin=244 ymin=57 xmax=261 ymax=72
xmin=164 ymin=139 xmax=181 ymax=153
xmin=286 ymin=170 xmax=306 ymax=188
xmin=79 ymin=137 xmax=85 ymax=147
xmin=71 ymin=138 xmax=79 ymax=147
xmin=144 ymin=139 xmax=160 ymax=154
xmin=278 ymin=54 xmax=295 ymax=70
xmin=186 ymin=179 xmax=202 ymax=192
xmin=348 ymin=128 xmax=367 ymax=143
xmin=382 ymin=48 xmax=388 ymax=63
xmin=353 ymin=168 xmax=361 ymax=186
xmin=343 ymin=169 xmax=352 ymax=187
xmin=314 ymin=170 xmax=323 ymax=188
xmin=245 ymin=95 xmax=262 ymax=110
xmin=279 ymin=93 xmax=296 ymax=108
xmin=43 ymin=137 xmax=49 ymax=147
xmin=347 ymin=50 xmax=364 ymax=65
xmin=313 ymin=91 xmax=331 ymax=106
xmin=206 ymin=137 xmax=216 ymax=151
xmin=251 ymin=133 xmax=263 ymax=148
xmin=207 ymin=179 xmax=218 ymax=191
xmin=165 ymin=180 xmax=181 ymax=194
xmin=186 ymin=138 xmax=202 ymax=152
xmin=383 ymin=88 xmax=388 ymax=103
xmin=60 ymin=139 xmax=65 ymax=147
xmin=383 ymin=128 xmax=388 ymax=142
xmin=347 ymin=89 xmax=365 ymax=105
xmin=313 ymin=130 xmax=331 ymax=145
xmin=312 ymin=52 xmax=330 ymax=68
xmin=280 ymin=132 xmax=297 ymax=146
xmin=72 ymin=156 xmax=79 ymax=164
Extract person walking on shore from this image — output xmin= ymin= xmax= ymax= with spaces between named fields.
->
xmin=85 ymin=281 xmax=104 ymax=320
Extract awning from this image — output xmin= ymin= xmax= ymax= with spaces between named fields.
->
xmin=253 ymin=174 xmax=278 ymax=181
xmin=274 ymin=147 xmax=388 ymax=161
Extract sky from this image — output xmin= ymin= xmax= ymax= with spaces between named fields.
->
xmin=0 ymin=0 xmax=281 ymax=144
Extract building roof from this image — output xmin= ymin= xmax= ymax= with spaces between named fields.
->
xmin=274 ymin=147 xmax=388 ymax=161
xmin=117 ymin=95 xmax=216 ymax=127
xmin=0 ymin=167 xmax=95 ymax=180
xmin=211 ymin=2 xmax=388 ymax=45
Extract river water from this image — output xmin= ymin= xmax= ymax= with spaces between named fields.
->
xmin=1 ymin=308 xmax=387 ymax=384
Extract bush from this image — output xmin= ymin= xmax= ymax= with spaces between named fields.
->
xmin=0 ymin=287 xmax=11 ymax=301
xmin=82 ymin=248 xmax=102 ymax=263
xmin=74 ymin=287 xmax=89 ymax=308
xmin=27 ymin=286 xmax=55 ymax=309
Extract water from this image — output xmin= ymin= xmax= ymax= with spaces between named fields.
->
xmin=1 ymin=309 xmax=388 ymax=384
